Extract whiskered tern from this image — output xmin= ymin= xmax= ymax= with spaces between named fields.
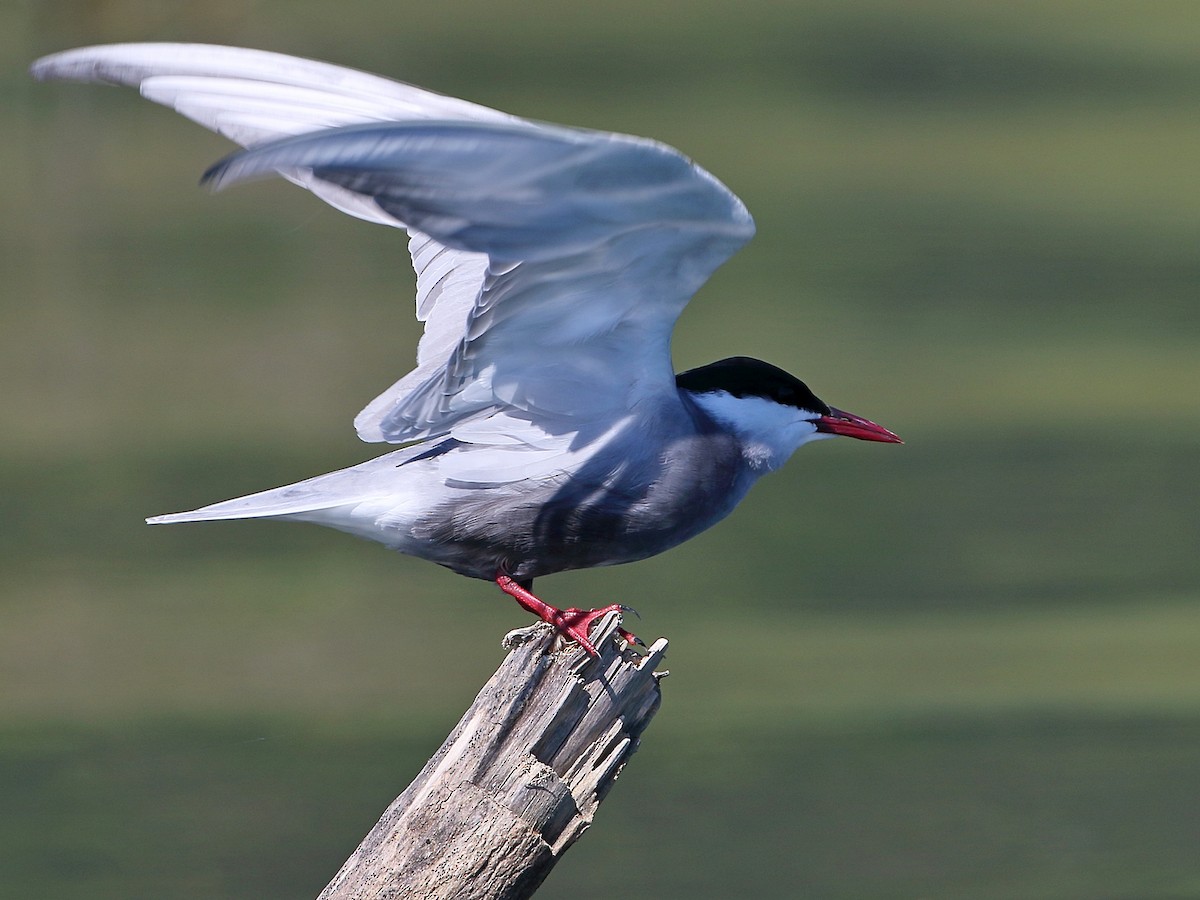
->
xmin=32 ymin=44 xmax=901 ymax=655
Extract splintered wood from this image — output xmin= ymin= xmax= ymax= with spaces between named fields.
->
xmin=318 ymin=614 xmax=668 ymax=900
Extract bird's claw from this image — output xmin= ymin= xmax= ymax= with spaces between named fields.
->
xmin=614 ymin=607 xmax=645 ymax=650
xmin=551 ymin=603 xmax=638 ymax=657
xmin=495 ymin=574 xmax=643 ymax=657
xmin=620 ymin=627 xmax=647 ymax=649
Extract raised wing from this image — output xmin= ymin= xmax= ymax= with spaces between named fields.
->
xmin=30 ymin=42 xmax=499 ymax=435
xmin=32 ymin=44 xmax=755 ymax=444
xmin=203 ymin=119 xmax=755 ymax=440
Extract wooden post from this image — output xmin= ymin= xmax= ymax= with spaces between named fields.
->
xmin=317 ymin=613 xmax=668 ymax=899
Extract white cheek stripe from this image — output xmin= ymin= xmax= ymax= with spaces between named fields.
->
xmin=689 ymin=391 xmax=822 ymax=470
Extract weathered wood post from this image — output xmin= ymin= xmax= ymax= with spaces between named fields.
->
xmin=317 ymin=613 xmax=668 ymax=899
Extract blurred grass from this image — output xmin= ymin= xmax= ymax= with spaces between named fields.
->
xmin=4 ymin=1 xmax=1200 ymax=898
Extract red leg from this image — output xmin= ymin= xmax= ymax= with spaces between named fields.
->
xmin=495 ymin=573 xmax=641 ymax=656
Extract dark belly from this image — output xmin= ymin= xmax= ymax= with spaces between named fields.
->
xmin=415 ymin=430 xmax=749 ymax=581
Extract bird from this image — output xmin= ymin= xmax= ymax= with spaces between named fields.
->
xmin=32 ymin=43 xmax=901 ymax=656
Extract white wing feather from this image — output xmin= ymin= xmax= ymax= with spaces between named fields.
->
xmin=32 ymin=43 xmax=755 ymax=456
xmin=31 ymin=42 xmax=498 ymax=435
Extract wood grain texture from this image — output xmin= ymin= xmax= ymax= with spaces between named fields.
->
xmin=318 ymin=614 xmax=667 ymax=899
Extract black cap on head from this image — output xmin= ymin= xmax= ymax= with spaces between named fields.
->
xmin=675 ymin=356 xmax=830 ymax=416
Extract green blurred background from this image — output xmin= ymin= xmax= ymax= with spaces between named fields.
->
xmin=6 ymin=1 xmax=1199 ymax=897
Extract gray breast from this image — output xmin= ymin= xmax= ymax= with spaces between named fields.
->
xmin=413 ymin=398 xmax=753 ymax=581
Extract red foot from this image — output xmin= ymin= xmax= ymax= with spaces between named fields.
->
xmin=496 ymin=573 xmax=641 ymax=656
